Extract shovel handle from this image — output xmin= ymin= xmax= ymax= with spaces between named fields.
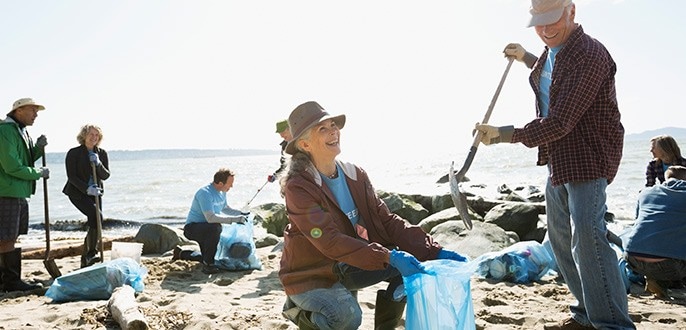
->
xmin=470 ymin=57 xmax=515 ymax=148
xmin=42 ymin=148 xmax=51 ymax=258
xmin=92 ymin=162 xmax=105 ymax=263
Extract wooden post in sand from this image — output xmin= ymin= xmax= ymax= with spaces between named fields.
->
xmin=107 ymin=285 xmax=149 ymax=330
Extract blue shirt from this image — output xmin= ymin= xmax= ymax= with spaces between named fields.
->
xmin=624 ymin=179 xmax=686 ymax=260
xmin=186 ymin=183 xmax=227 ymax=224
xmin=538 ymin=46 xmax=561 ymax=118
xmin=321 ymin=165 xmax=359 ymax=226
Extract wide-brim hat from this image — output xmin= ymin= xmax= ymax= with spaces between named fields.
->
xmin=527 ymin=0 xmax=571 ymax=27
xmin=285 ymin=101 xmax=346 ymax=155
xmin=10 ymin=98 xmax=46 ymax=113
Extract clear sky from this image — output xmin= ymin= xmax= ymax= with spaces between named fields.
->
xmin=2 ymin=0 xmax=684 ymax=160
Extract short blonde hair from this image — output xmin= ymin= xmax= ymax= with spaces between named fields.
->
xmin=76 ymin=124 xmax=104 ymax=146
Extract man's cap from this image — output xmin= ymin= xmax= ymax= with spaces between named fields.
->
xmin=285 ymin=101 xmax=345 ymax=155
xmin=275 ymin=119 xmax=289 ymax=133
xmin=11 ymin=98 xmax=46 ymax=112
xmin=527 ymin=0 xmax=572 ymax=27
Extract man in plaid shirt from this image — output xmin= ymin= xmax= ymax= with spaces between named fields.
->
xmin=474 ymin=0 xmax=635 ymax=329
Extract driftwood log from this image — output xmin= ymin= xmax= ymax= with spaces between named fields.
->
xmin=21 ymin=236 xmax=135 ymax=260
xmin=108 ymin=285 xmax=149 ymax=330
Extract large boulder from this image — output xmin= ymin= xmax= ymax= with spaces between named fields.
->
xmin=254 ymin=203 xmax=289 ymax=237
xmin=381 ymin=193 xmax=429 ymax=225
xmin=418 ymin=207 xmax=483 ymax=234
xmin=430 ymin=220 xmax=518 ymax=260
xmin=483 ymin=203 xmax=540 ymax=240
xmin=134 ymin=223 xmax=194 ymax=254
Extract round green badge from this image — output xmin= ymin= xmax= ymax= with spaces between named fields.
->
xmin=310 ymin=227 xmax=322 ymax=238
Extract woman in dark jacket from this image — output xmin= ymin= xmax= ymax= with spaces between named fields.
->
xmin=62 ymin=124 xmax=110 ymax=268
xmin=645 ymin=135 xmax=686 ymax=187
xmin=278 ymin=101 xmax=467 ymax=330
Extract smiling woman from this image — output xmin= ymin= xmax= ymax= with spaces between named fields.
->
xmin=276 ymin=101 xmax=468 ymax=329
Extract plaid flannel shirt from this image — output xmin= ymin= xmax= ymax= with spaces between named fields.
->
xmin=512 ymin=25 xmax=624 ymax=186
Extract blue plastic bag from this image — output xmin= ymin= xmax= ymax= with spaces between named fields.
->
xmin=404 ymin=259 xmax=478 ymax=330
xmin=474 ymin=240 xmax=555 ymax=284
xmin=45 ymin=258 xmax=147 ymax=303
xmin=214 ymin=214 xmax=262 ymax=270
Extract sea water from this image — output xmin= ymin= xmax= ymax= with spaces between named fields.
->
xmin=21 ymin=135 xmax=678 ymax=246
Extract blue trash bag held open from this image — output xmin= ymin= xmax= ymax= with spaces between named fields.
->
xmin=404 ymin=259 xmax=479 ymax=330
xmin=214 ymin=214 xmax=262 ymax=271
xmin=45 ymin=258 xmax=147 ymax=303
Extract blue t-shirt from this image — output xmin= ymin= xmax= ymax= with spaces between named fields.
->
xmin=186 ymin=183 xmax=227 ymax=224
xmin=538 ymin=46 xmax=562 ymax=118
xmin=321 ymin=165 xmax=359 ymax=226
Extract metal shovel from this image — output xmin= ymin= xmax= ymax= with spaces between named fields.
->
xmin=91 ymin=162 xmax=105 ymax=263
xmin=42 ymin=149 xmax=62 ymax=278
xmin=450 ymin=57 xmax=514 ymax=230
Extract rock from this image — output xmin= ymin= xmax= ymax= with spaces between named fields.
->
xmin=382 ymin=193 xmax=429 ymax=225
xmin=255 ymin=234 xmax=280 ymax=248
xmin=134 ymin=223 xmax=193 ymax=254
xmin=483 ymin=203 xmax=540 ymax=241
xmin=254 ymin=203 xmax=289 ymax=237
xmin=430 ymin=221 xmax=517 ymax=260
xmin=418 ymin=207 xmax=483 ymax=234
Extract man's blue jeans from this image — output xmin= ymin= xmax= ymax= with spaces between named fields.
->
xmin=546 ymin=177 xmax=635 ymax=329
xmin=285 ymin=262 xmax=402 ymax=330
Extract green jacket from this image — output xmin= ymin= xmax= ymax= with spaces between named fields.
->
xmin=0 ymin=119 xmax=44 ymax=198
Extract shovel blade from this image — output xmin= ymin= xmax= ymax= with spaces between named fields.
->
xmin=449 ymin=162 xmax=473 ymax=230
xmin=44 ymin=258 xmax=62 ymax=279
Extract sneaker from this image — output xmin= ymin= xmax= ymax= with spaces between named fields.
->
xmin=544 ymin=317 xmax=594 ymax=330
xmin=202 ymin=264 xmax=220 ymax=274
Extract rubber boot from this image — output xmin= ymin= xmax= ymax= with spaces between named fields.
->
xmin=0 ymin=248 xmax=42 ymax=292
xmin=81 ymin=227 xmax=101 ymax=268
xmin=374 ymin=290 xmax=406 ymax=330
xmin=297 ymin=310 xmax=317 ymax=330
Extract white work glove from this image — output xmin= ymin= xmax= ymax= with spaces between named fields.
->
xmin=503 ymin=43 xmax=527 ymax=62
xmin=87 ymin=184 xmax=102 ymax=196
xmin=40 ymin=167 xmax=50 ymax=179
xmin=474 ymin=123 xmax=514 ymax=145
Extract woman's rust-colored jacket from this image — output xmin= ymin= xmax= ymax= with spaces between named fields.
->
xmin=279 ymin=159 xmax=442 ymax=296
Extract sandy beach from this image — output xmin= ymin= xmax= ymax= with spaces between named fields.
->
xmin=2 ymin=240 xmax=685 ymax=330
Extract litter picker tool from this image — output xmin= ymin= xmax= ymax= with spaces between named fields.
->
xmin=450 ymin=57 xmax=514 ymax=230
xmin=242 ymin=179 xmax=269 ymax=211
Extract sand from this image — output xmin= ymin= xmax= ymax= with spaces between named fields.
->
xmin=2 ymin=243 xmax=685 ymax=330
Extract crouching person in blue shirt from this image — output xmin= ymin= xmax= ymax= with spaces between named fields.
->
xmin=624 ymin=165 xmax=686 ymax=298
xmin=183 ymin=168 xmax=248 ymax=274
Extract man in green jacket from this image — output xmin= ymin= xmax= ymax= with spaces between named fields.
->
xmin=0 ymin=98 xmax=50 ymax=292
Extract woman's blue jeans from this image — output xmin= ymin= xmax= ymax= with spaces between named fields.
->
xmin=286 ymin=262 xmax=402 ymax=330
xmin=546 ymin=177 xmax=635 ymax=329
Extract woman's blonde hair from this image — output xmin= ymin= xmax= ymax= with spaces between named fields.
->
xmin=651 ymin=135 xmax=683 ymax=164
xmin=76 ymin=124 xmax=104 ymax=146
